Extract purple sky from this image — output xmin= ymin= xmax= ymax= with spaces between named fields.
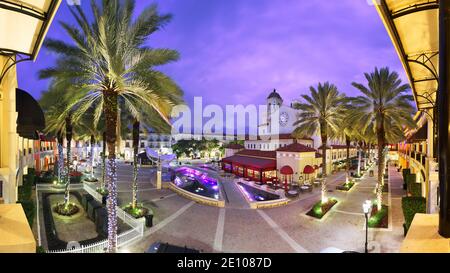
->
xmin=17 ymin=0 xmax=406 ymax=108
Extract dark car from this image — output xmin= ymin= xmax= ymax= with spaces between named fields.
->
xmin=145 ymin=242 xmax=201 ymax=253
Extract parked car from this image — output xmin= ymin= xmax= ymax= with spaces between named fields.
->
xmin=145 ymin=242 xmax=200 ymax=253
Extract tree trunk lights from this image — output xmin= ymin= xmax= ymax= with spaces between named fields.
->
xmin=104 ymin=90 xmax=118 ymax=252
xmin=90 ymin=135 xmax=95 ymax=180
xmin=132 ymin=119 xmax=139 ymax=209
xmin=438 ymin=0 xmax=450 ymax=238
xmin=64 ymin=116 xmax=73 ymax=206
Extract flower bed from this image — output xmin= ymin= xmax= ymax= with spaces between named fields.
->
xmin=69 ymin=171 xmax=83 ymax=184
xmin=96 ymin=187 xmax=108 ymax=196
xmin=53 ymin=202 xmax=80 ymax=216
xmin=306 ymin=198 xmax=338 ymax=219
xmin=336 ymin=182 xmax=355 ymax=192
xmin=84 ymin=177 xmax=99 ymax=183
xmin=368 ymin=205 xmax=388 ymax=228
xmin=123 ymin=204 xmax=150 ymax=219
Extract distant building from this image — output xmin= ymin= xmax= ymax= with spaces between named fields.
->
xmin=221 ymin=89 xmax=357 ymax=189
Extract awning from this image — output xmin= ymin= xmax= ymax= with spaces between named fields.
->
xmin=374 ymin=0 xmax=438 ymax=111
xmin=222 ymin=155 xmax=276 ymax=171
xmin=280 ymin=165 xmax=294 ymax=175
xmin=407 ymin=122 xmax=428 ymax=143
xmin=0 ymin=0 xmax=61 ymax=59
xmin=303 ymin=165 xmax=315 ymax=174
xmin=16 ymin=88 xmax=45 ymax=139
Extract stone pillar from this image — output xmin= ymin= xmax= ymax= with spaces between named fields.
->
xmin=438 ymin=0 xmax=450 ymax=237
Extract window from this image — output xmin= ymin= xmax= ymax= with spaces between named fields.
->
xmin=140 ymin=142 xmax=145 ymax=148
xmin=125 ymin=142 xmax=130 ymax=148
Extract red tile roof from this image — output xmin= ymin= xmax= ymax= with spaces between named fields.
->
xmin=235 ymin=149 xmax=276 ymax=159
xmin=318 ymin=144 xmax=354 ymax=150
xmin=222 ymin=155 xmax=276 ymax=170
xmin=276 ymin=143 xmax=316 ymax=153
xmin=224 ymin=144 xmax=245 ymax=150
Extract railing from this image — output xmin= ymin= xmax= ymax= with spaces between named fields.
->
xmin=37 ymin=182 xmax=145 ymax=253
xmin=47 ymin=228 xmax=140 ymax=253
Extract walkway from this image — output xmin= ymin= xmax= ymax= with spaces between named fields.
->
xmin=220 ymin=178 xmax=249 ymax=209
xmin=80 ymin=162 xmax=407 ymax=253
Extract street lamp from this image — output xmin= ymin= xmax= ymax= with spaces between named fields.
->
xmin=362 ymin=200 xmax=372 ymax=253
xmin=73 ymin=160 xmax=78 ymax=172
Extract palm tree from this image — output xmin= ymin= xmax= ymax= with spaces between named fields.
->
xmin=351 ymin=67 xmax=416 ymax=210
xmin=293 ymin=82 xmax=349 ymax=203
xmin=64 ymin=115 xmax=73 ymax=206
xmin=132 ymin=119 xmax=140 ymax=209
xmin=39 ymin=1 xmax=183 ymax=252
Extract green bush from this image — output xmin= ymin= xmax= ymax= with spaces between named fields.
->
xmin=409 ymin=183 xmax=422 ymax=197
xmin=402 ymin=168 xmax=411 ymax=183
xmin=402 ymin=197 xmax=426 ymax=232
xmin=368 ymin=205 xmax=388 ymax=228
xmin=17 ymin=200 xmax=35 ymax=228
xmin=36 ymin=246 xmax=46 ymax=253
xmin=28 ymin=168 xmax=36 ymax=176
xmin=406 ymin=173 xmax=416 ymax=194
xmin=18 ymin=174 xmax=34 ymax=201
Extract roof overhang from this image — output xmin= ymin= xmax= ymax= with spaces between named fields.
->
xmin=0 ymin=0 xmax=61 ymax=60
xmin=373 ymin=0 xmax=439 ymax=111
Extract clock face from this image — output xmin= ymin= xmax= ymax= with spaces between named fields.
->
xmin=279 ymin=112 xmax=289 ymax=127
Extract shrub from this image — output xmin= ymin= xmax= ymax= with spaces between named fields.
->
xmin=409 ymin=183 xmax=422 ymax=197
xmin=402 ymin=168 xmax=411 ymax=183
xmin=17 ymin=200 xmax=35 ymax=227
xmin=406 ymin=173 xmax=416 ymax=194
xmin=36 ymin=246 xmax=46 ymax=253
xmin=306 ymin=198 xmax=338 ymax=219
xmin=368 ymin=205 xmax=388 ymax=228
xmin=402 ymin=197 xmax=426 ymax=232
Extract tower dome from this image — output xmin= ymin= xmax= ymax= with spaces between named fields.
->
xmin=267 ymin=89 xmax=283 ymax=101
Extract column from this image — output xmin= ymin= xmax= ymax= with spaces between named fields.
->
xmin=438 ymin=0 xmax=450 ymax=237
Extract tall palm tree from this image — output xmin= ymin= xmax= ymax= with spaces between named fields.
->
xmin=132 ymin=119 xmax=140 ymax=209
xmin=293 ymin=82 xmax=349 ymax=203
xmin=351 ymin=67 xmax=416 ymax=210
xmin=64 ymin=115 xmax=73 ymax=206
xmin=39 ymin=1 xmax=183 ymax=252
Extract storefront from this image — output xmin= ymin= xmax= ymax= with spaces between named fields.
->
xmin=221 ymin=154 xmax=277 ymax=183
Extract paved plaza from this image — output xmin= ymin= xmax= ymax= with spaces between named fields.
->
xmin=91 ymin=163 xmax=405 ymax=253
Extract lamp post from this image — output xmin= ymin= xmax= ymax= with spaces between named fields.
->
xmin=73 ymin=160 xmax=78 ymax=173
xmin=362 ymin=200 xmax=372 ymax=253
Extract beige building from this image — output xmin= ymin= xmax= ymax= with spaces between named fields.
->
xmin=0 ymin=0 xmax=61 ymax=253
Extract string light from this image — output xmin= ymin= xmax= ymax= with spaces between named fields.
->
xmin=106 ymin=157 xmax=118 ymax=252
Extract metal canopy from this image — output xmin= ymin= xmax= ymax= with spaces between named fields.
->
xmin=374 ymin=0 xmax=439 ymax=111
xmin=0 ymin=0 xmax=61 ymax=60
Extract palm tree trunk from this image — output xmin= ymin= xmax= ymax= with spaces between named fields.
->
xmin=104 ymin=90 xmax=118 ymax=253
xmin=64 ymin=116 xmax=73 ymax=206
xmin=101 ymin=131 xmax=106 ymax=189
xmin=377 ymin=124 xmax=385 ymax=211
xmin=57 ymin=131 xmax=64 ymax=183
xmin=132 ymin=119 xmax=140 ymax=209
xmin=346 ymin=136 xmax=350 ymax=182
xmin=321 ymin=133 xmax=328 ymax=203
xmin=90 ymin=135 xmax=95 ymax=180
xmin=357 ymin=143 xmax=362 ymax=177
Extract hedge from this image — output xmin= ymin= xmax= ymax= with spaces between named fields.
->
xmin=409 ymin=183 xmax=422 ymax=197
xmin=402 ymin=197 xmax=426 ymax=232
xmin=406 ymin=173 xmax=416 ymax=194
xmin=402 ymin=168 xmax=411 ymax=183
xmin=17 ymin=171 xmax=36 ymax=228
xmin=17 ymin=200 xmax=35 ymax=228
